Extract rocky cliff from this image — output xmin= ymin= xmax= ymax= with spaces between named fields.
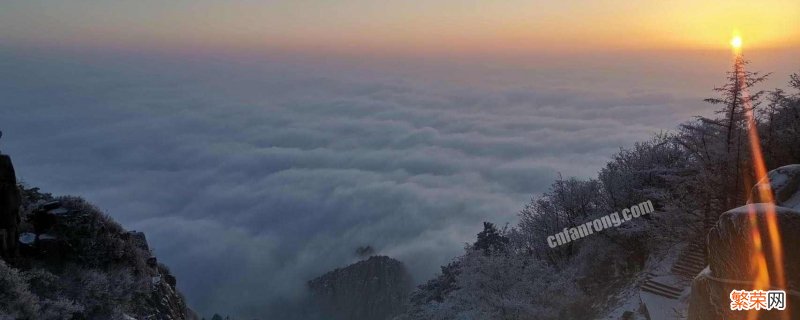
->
xmin=308 ymin=256 xmax=413 ymax=320
xmin=0 ymin=152 xmax=197 ymax=320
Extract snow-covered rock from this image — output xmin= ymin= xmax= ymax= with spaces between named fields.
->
xmin=749 ymin=164 xmax=800 ymax=210
xmin=18 ymin=232 xmax=35 ymax=245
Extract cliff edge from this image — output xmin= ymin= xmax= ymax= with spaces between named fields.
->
xmin=0 ymin=152 xmax=197 ymax=320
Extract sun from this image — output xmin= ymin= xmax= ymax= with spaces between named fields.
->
xmin=730 ymin=36 xmax=743 ymax=49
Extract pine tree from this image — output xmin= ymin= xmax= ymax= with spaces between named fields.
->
xmin=473 ymin=222 xmax=509 ymax=255
xmin=699 ymin=55 xmax=769 ymax=211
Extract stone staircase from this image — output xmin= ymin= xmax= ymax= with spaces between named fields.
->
xmin=639 ymin=238 xmax=708 ymax=320
xmin=669 ymin=241 xmax=707 ymax=277
xmin=641 ymin=273 xmax=684 ymax=299
xmin=641 ymin=239 xmax=707 ymax=300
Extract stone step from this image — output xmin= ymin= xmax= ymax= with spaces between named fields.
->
xmin=684 ymin=251 xmax=705 ymax=259
xmin=672 ymin=264 xmax=703 ymax=276
xmin=681 ymin=255 xmax=705 ymax=265
xmin=675 ymin=258 xmax=705 ymax=267
xmin=683 ymin=252 xmax=705 ymax=259
xmin=641 ymin=281 xmax=682 ymax=299
xmin=682 ymin=259 xmax=705 ymax=267
xmin=673 ymin=261 xmax=706 ymax=270
xmin=672 ymin=269 xmax=698 ymax=277
xmin=678 ymin=262 xmax=705 ymax=271
xmin=683 ymin=246 xmax=704 ymax=253
xmin=686 ymin=248 xmax=704 ymax=256
xmin=687 ymin=244 xmax=705 ymax=251
xmin=643 ymin=279 xmax=683 ymax=295
xmin=676 ymin=255 xmax=705 ymax=264
xmin=641 ymin=287 xmax=681 ymax=300
xmin=679 ymin=254 xmax=705 ymax=263
xmin=673 ymin=261 xmax=704 ymax=271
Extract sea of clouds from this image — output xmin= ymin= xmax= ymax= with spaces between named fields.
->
xmin=2 ymin=46 xmax=792 ymax=317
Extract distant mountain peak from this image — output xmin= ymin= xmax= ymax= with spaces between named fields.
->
xmin=308 ymin=255 xmax=413 ymax=320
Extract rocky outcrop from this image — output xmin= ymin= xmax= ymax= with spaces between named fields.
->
xmin=0 ymin=154 xmax=21 ymax=260
xmin=689 ymin=165 xmax=800 ymax=319
xmin=308 ymin=256 xmax=414 ymax=320
xmin=687 ymin=267 xmax=717 ymax=320
xmin=0 ymin=151 xmax=195 ymax=319
xmin=2 ymin=191 xmax=197 ymax=320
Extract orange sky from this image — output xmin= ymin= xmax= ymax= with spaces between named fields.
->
xmin=2 ymin=0 xmax=799 ymax=54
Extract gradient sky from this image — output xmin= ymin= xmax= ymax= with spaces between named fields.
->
xmin=2 ymin=1 xmax=800 ymax=318
xmin=2 ymin=0 xmax=799 ymax=54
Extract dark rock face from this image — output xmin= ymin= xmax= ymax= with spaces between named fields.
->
xmin=129 ymin=231 xmax=151 ymax=252
xmin=141 ymin=267 xmax=192 ymax=320
xmin=688 ymin=268 xmax=720 ymax=320
xmin=689 ymin=204 xmax=800 ymax=319
xmin=0 ymin=154 xmax=21 ymax=259
xmin=308 ymin=256 xmax=414 ymax=320
xmin=689 ymin=164 xmax=800 ymax=319
xmin=707 ymin=204 xmax=800 ymax=292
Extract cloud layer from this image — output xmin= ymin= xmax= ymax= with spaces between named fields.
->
xmin=0 ymin=48 xmax=730 ymax=317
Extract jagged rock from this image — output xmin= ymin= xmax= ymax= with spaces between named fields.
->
xmin=0 ymin=150 xmax=197 ymax=319
xmin=30 ymin=201 xmax=61 ymax=234
xmin=165 ymin=273 xmax=177 ymax=289
xmin=0 ymin=154 xmax=21 ymax=259
xmin=129 ymin=231 xmax=151 ymax=252
xmin=356 ymin=245 xmax=375 ymax=258
xmin=308 ymin=256 xmax=414 ymax=320
xmin=5 ymin=184 xmax=196 ymax=319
